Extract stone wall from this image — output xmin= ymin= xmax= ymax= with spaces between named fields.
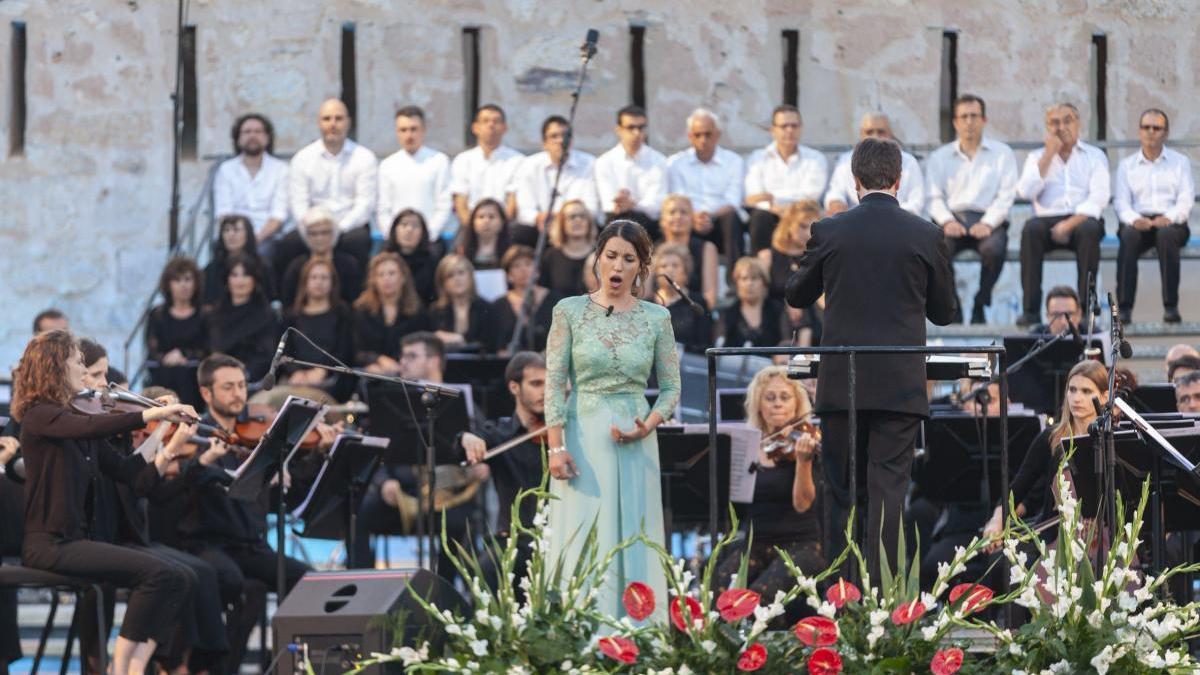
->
xmin=1 ymin=0 xmax=1198 ymax=372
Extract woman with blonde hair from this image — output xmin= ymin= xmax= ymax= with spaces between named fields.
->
xmin=722 ymin=256 xmax=787 ymax=348
xmin=659 ymin=194 xmax=718 ymax=309
xmin=649 ymin=243 xmax=712 ymax=353
xmin=758 ymin=199 xmax=823 ymax=346
xmin=430 ymin=253 xmax=491 ymax=349
xmin=539 ymin=198 xmax=596 ymax=296
xmin=352 ymin=252 xmax=429 ymax=374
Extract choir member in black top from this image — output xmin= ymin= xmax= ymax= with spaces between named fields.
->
xmin=145 ymin=256 xmax=209 ymax=407
xmin=206 ymin=252 xmax=281 ymax=382
xmin=383 ymin=208 xmax=439 ymax=304
xmin=758 ymin=200 xmax=823 ymax=346
xmin=279 ymin=205 xmax=364 ymax=308
xmin=490 ymin=246 xmax=559 ymax=355
xmin=11 ymin=329 xmax=197 ymax=675
xmin=660 ymin=194 xmax=719 ymax=309
xmin=455 ymin=198 xmax=511 ymax=271
xmin=203 ymin=214 xmax=274 ymax=306
xmin=712 ymin=366 xmax=824 ymax=624
xmin=352 ymin=252 xmax=430 ymax=374
xmin=282 ymin=258 xmax=356 ymax=401
xmin=722 ymin=257 xmax=788 ymax=348
xmin=538 ymin=198 xmax=596 ymax=297
xmin=650 ymin=243 xmax=712 ymax=353
xmin=0 ymin=417 xmax=22 ymax=673
xmin=431 ymin=253 xmax=492 ymax=351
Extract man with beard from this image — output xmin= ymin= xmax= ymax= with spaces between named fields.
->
xmin=214 ymin=113 xmax=289 ymax=256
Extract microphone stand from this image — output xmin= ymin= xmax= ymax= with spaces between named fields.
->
xmin=1084 ymin=271 xmax=1101 ymax=354
xmin=275 ymin=356 xmax=461 ymax=571
xmin=1093 ymin=294 xmax=1125 ymax=571
xmin=508 ymin=31 xmax=599 ymax=354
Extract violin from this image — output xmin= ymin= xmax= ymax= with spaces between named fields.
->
xmin=761 ymin=415 xmax=822 ymax=464
xmin=225 ymin=403 xmax=324 ymax=453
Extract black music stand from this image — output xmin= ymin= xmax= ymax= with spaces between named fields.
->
xmin=916 ymin=414 xmax=1041 ymax=506
xmin=1128 ymin=384 xmax=1178 ymax=414
xmin=716 ymin=388 xmax=747 ymax=422
xmin=226 ymin=396 xmax=324 ymax=599
xmin=1004 ymin=335 xmax=1083 ymax=415
xmin=656 ymin=427 xmax=732 ymax=538
xmin=291 ymin=434 xmax=390 ymax=568
xmin=444 ymin=355 xmax=510 ymax=418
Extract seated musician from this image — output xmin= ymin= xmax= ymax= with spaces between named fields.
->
xmin=460 ymin=351 xmax=546 ymax=591
xmin=713 ymin=365 xmax=823 ymax=624
xmin=349 ymin=333 xmax=485 ymax=584
xmin=1029 ymin=285 xmax=1083 ymax=336
xmin=1175 ymin=371 xmax=1200 ymax=414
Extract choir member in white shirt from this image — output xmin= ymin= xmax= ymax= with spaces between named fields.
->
xmin=924 ymin=95 xmax=1018 ymax=324
xmin=593 ymin=105 xmax=667 ymax=239
xmin=1015 ymin=103 xmax=1110 ymax=327
xmin=377 ymin=106 xmax=455 ymax=244
xmin=450 ymin=104 xmax=525 ymax=227
xmin=1114 ymin=108 xmax=1195 ymax=324
xmin=509 ymin=115 xmax=599 ymax=247
xmin=667 ymin=108 xmax=746 ymax=260
xmin=284 ymin=98 xmax=379 ymax=271
xmin=824 ymin=113 xmax=925 ymax=216
xmin=744 ymin=104 xmax=828 ymax=253
xmin=213 ymin=114 xmax=289 ymax=258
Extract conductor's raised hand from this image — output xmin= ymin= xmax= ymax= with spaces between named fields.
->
xmin=549 ymin=449 xmax=578 ymax=481
xmin=610 ymin=417 xmax=651 ymax=444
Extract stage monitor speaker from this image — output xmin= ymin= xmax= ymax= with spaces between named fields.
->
xmin=272 ymin=568 xmax=467 ymax=674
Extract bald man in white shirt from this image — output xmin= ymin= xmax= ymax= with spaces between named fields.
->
xmin=1015 ymin=103 xmax=1110 ymax=327
xmin=1114 ymin=108 xmax=1195 ymax=324
xmin=824 ymin=113 xmax=925 ymax=217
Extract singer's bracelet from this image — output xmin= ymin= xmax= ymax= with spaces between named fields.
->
xmin=548 ymin=445 xmax=567 ymax=456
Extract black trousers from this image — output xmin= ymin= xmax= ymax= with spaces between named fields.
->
xmin=22 ymin=533 xmax=191 ymax=645
xmin=606 ymin=210 xmax=662 ymax=243
xmin=349 ymin=491 xmax=473 ymax=586
xmin=747 ymin=208 xmax=779 ymax=254
xmin=945 ymin=214 xmax=1009 ymax=311
xmin=819 ymin=411 xmax=922 ymax=581
xmin=1116 ymin=220 xmax=1190 ymax=311
xmin=697 ymin=210 xmax=744 ymax=261
xmin=0 ymin=586 xmax=17 ymax=670
xmin=1019 ymin=215 xmax=1103 ymax=316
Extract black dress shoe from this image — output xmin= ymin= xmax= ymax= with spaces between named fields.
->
xmin=970 ymin=306 xmax=987 ymax=325
xmin=1119 ymin=308 xmax=1132 ymax=325
xmin=1164 ymin=307 xmax=1182 ymax=323
xmin=1015 ymin=312 xmax=1039 ymax=327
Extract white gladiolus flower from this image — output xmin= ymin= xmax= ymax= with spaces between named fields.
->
xmin=1090 ymin=645 xmax=1126 ymax=675
xmin=469 ymin=639 xmax=488 ymax=657
xmin=869 ymin=609 xmax=889 ymax=627
xmin=816 ymin=601 xmax=837 ymax=618
xmin=867 ymin=624 xmax=885 ymax=648
xmin=700 ymin=640 xmax=717 ymax=653
xmin=445 ymin=624 xmax=462 ymax=636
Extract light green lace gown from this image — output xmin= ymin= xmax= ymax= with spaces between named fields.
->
xmin=544 ymin=295 xmax=681 ymax=621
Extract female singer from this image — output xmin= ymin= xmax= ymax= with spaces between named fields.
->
xmin=659 ymin=194 xmax=718 ymax=309
xmin=539 ymin=199 xmax=596 ymax=296
xmin=12 ymin=330 xmax=199 ymax=675
xmin=545 ymin=220 xmax=681 ymax=620
xmin=649 ymin=243 xmax=712 ymax=354
xmin=145 ymin=256 xmax=209 ymax=406
xmin=456 ymin=198 xmax=512 ymax=271
xmin=722 ymin=257 xmax=788 ymax=348
xmin=714 ymin=366 xmax=823 ymax=615
xmin=383 ymin=208 xmax=439 ymax=303
xmin=282 ymin=258 xmax=356 ymax=399
xmin=353 ymin=252 xmax=429 ymax=375
xmin=203 ymin=214 xmax=273 ymax=306
xmin=982 ymin=360 xmax=1109 ymax=548
xmin=430 ymin=254 xmax=492 ymax=351
xmin=490 ymin=245 xmax=560 ymax=354
xmin=206 ymin=252 xmax=281 ymax=382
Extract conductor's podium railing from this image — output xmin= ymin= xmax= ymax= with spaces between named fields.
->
xmin=786 ymin=353 xmax=992 ymax=381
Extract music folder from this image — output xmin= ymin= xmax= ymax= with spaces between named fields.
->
xmin=291 ymin=433 xmax=390 ymax=540
xmin=226 ymin=396 xmax=325 ymax=501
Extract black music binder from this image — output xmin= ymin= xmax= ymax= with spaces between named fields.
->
xmin=226 ymin=396 xmax=324 ymax=501
xmin=915 ymin=413 xmax=1042 ymax=505
xmin=1004 ymin=335 xmax=1083 ymax=415
xmin=365 ymin=381 xmax=472 ymax=466
xmin=656 ymin=426 xmax=733 ymax=535
xmin=291 ymin=434 xmax=389 ymax=541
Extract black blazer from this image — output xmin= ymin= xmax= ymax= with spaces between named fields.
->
xmin=786 ymin=192 xmax=957 ymax=416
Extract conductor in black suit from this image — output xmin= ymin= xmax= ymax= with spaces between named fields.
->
xmin=786 ymin=137 xmax=958 ymax=576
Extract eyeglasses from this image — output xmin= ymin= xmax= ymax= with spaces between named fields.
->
xmin=1140 ymin=124 xmax=1165 ymax=132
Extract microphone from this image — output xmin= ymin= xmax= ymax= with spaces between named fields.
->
xmin=1108 ymin=293 xmax=1133 ymax=360
xmin=260 ymin=329 xmax=289 ymax=391
xmin=606 ymin=305 xmax=614 ymax=317
xmin=581 ymin=29 xmax=599 ymax=59
xmin=660 ymin=274 xmax=705 ymax=316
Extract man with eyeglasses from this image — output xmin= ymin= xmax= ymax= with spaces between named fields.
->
xmin=1113 ymin=108 xmax=1195 ymax=324
xmin=744 ymin=104 xmax=828 ymax=252
xmin=1174 ymin=371 xmax=1200 ymax=414
xmin=824 ymin=112 xmax=926 ymax=216
xmin=593 ymin=105 xmax=667 ymax=240
xmin=1015 ymin=103 xmax=1110 ymax=327
xmin=511 ymin=115 xmax=599 ymax=246
xmin=924 ymin=94 xmax=1018 ymax=324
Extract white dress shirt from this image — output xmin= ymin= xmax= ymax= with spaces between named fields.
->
xmin=288 ymin=138 xmax=379 ymax=232
xmin=377 ymin=145 xmax=455 ymax=239
xmin=743 ymin=142 xmax=828 ymax=206
xmin=510 ymin=150 xmax=600 ymax=226
xmin=449 ymin=144 xmax=526 ymax=209
xmin=824 ymin=149 xmax=926 ymax=215
xmin=593 ymin=143 xmax=667 ymax=217
xmin=924 ymin=136 xmax=1019 ymax=227
xmin=1113 ymin=146 xmax=1195 ymax=225
xmin=1016 ymin=141 xmax=1110 ymax=219
xmin=213 ymin=153 xmax=290 ymax=234
xmin=666 ymin=146 xmax=745 ymax=213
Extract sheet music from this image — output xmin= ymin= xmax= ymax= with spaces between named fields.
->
xmin=1115 ymin=397 xmax=1198 ymax=472
xmin=291 ymin=434 xmax=389 ymax=520
xmin=228 ymin=395 xmax=326 ymax=483
xmin=684 ymin=422 xmax=761 ymax=503
xmin=474 ymin=269 xmax=507 ymax=302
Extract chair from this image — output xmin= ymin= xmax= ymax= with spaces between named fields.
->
xmin=0 ymin=566 xmax=106 ymax=675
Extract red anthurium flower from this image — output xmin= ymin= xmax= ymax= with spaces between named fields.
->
xmin=931 ymin=647 xmax=964 ymax=675
xmin=597 ymin=635 xmax=639 ymax=664
xmin=948 ymin=583 xmax=993 ymax=615
xmin=891 ymin=599 xmax=927 ymax=625
xmin=622 ymin=581 xmax=655 ymax=621
xmin=669 ymin=595 xmax=704 ymax=632
xmin=807 ymin=647 xmax=843 ymax=675
xmin=717 ymin=588 xmax=761 ymax=622
xmin=793 ymin=616 xmax=839 ymax=647
xmin=824 ymin=579 xmax=862 ymax=608
xmin=737 ymin=643 xmax=767 ymax=671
